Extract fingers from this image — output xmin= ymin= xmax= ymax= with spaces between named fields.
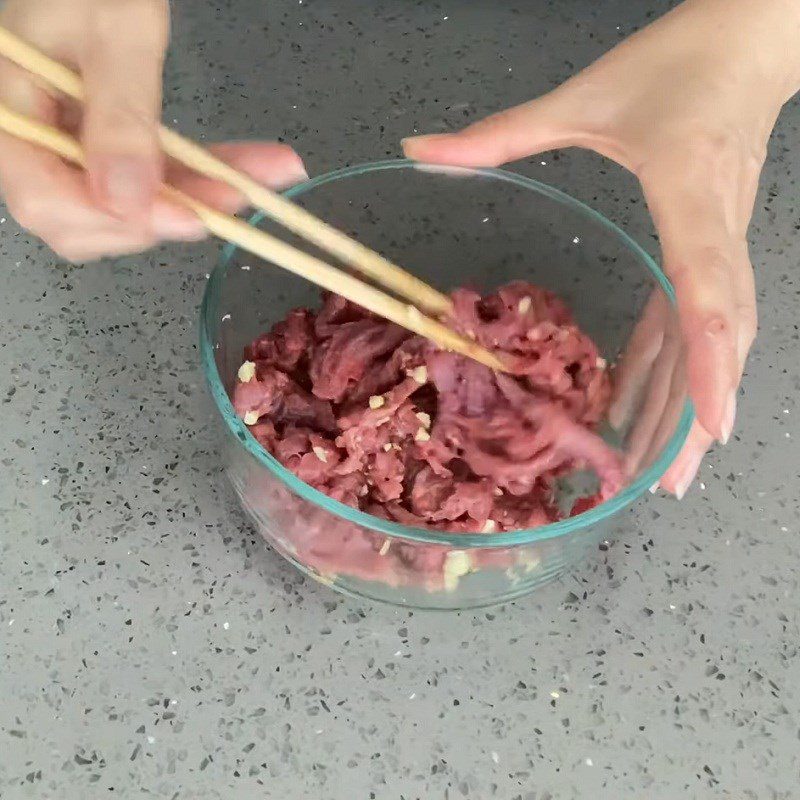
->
xmin=620 ymin=310 xmax=683 ymax=477
xmin=659 ymin=421 xmax=713 ymax=499
xmin=0 ymin=136 xmax=156 ymax=258
xmin=642 ymin=172 xmax=743 ymax=444
xmin=0 ymin=132 xmax=205 ymax=261
xmin=657 ymin=247 xmax=755 ymax=497
xmin=402 ymin=88 xmax=581 ymax=167
xmin=1 ymin=130 xmax=308 ymax=260
xmin=80 ymin=0 xmax=170 ymax=217
xmin=608 ymin=291 xmax=669 ymax=430
xmin=165 ymin=142 xmax=308 ymax=213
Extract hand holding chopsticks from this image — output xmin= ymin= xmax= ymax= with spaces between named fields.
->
xmin=0 ymin=25 xmax=508 ymax=373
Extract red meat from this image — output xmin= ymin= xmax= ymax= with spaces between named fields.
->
xmin=231 ymin=282 xmax=624 ymax=588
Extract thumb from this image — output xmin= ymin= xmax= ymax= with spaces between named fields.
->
xmin=402 ymin=89 xmax=582 ymax=167
xmin=80 ymin=0 xmax=170 ymax=217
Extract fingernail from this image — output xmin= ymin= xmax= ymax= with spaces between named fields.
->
xmin=720 ymin=390 xmax=737 ymax=445
xmin=151 ymin=201 xmax=207 ymax=241
xmin=649 ymin=482 xmax=659 ymax=494
xmin=291 ymin=161 xmax=309 ymax=182
xmin=100 ymin=156 xmax=153 ymax=215
xmin=674 ymin=449 xmax=705 ymax=500
xmin=270 ymin=161 xmax=309 ymax=191
xmin=401 ymin=135 xmax=428 ymax=153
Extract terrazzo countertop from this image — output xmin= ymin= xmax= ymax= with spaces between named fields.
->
xmin=2 ymin=1 xmax=799 ymax=797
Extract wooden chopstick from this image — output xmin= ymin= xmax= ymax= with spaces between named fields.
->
xmin=0 ymin=101 xmax=507 ymax=373
xmin=0 ymin=25 xmax=453 ymax=317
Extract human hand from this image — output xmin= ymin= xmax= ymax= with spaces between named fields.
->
xmin=0 ymin=0 xmax=307 ymax=262
xmin=403 ymin=0 xmax=800 ymax=497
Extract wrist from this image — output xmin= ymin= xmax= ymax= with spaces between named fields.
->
xmin=682 ymin=0 xmax=800 ymax=106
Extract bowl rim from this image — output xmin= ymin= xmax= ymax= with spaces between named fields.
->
xmin=200 ymin=158 xmax=694 ymax=548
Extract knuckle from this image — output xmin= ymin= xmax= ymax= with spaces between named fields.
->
xmin=49 ymin=238 xmax=87 ymax=263
xmin=89 ymin=104 xmax=157 ymax=139
xmin=6 ymin=192 xmax=48 ymax=232
xmin=93 ymin=0 xmax=169 ymax=48
xmin=696 ymin=310 xmax=734 ymax=340
xmin=46 ymin=229 xmax=101 ymax=262
xmin=680 ymin=128 xmax=743 ymax=164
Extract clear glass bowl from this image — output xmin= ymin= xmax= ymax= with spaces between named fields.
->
xmin=200 ymin=159 xmax=692 ymax=609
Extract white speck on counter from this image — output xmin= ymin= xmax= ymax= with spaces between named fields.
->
xmin=572 ymin=236 xmax=581 ymax=244
xmin=394 ymin=650 xmax=402 ymax=657
xmin=223 ymin=622 xmax=229 ymax=630
xmin=669 ymin=604 xmax=676 ymax=610
xmin=241 ymin=264 xmax=251 ymax=271
xmin=8 ymin=619 xmax=14 ymax=626
xmin=699 ymin=482 xmax=706 ymax=490
xmin=171 ymin=650 xmax=177 ymax=655
xmin=585 ymin=758 xmax=593 ymax=766
xmin=541 ymin=160 xmax=547 ymax=165
xmin=408 ymin=692 xmax=416 ymax=700
xmin=41 ymin=478 xmax=49 ymax=485
xmin=221 ymin=313 xmax=231 ymax=322
xmin=786 ymin=432 xmax=791 ymax=439
xmin=781 ymin=526 xmax=788 ymax=532
xmin=550 ymin=691 xmax=560 ymax=699
xmin=443 ymin=15 xmax=448 ymax=20
xmin=491 ymin=751 xmax=500 ymax=764
xmin=147 ymin=736 xmax=155 ymax=744
xmin=482 ymin=216 xmax=490 ymax=223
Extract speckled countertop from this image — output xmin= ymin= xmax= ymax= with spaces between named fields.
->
xmin=1 ymin=1 xmax=799 ymax=798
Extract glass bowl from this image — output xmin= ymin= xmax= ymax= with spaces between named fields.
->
xmin=200 ymin=159 xmax=692 ymax=609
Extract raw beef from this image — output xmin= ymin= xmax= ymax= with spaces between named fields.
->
xmin=231 ymin=281 xmax=624 ymax=589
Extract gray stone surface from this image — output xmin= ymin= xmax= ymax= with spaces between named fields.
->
xmin=1 ymin=1 xmax=799 ymax=797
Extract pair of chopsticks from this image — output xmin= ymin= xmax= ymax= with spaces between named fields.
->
xmin=0 ymin=26 xmax=507 ymax=373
